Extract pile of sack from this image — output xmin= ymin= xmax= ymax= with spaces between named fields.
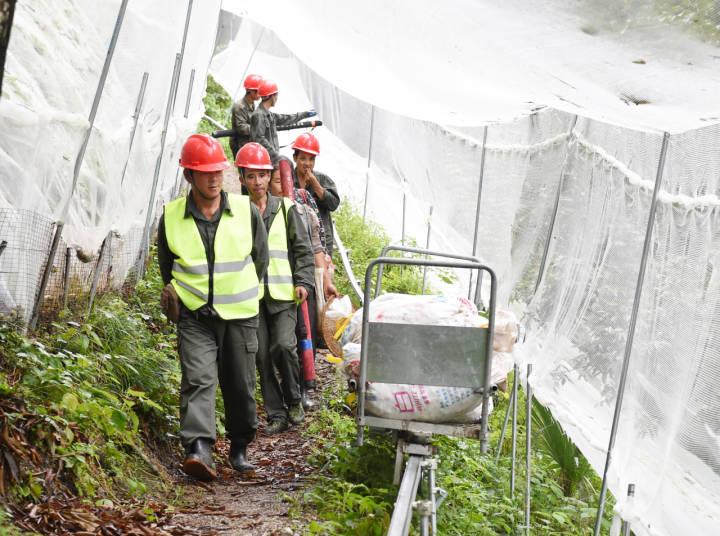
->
xmin=324 ymin=293 xmax=518 ymax=424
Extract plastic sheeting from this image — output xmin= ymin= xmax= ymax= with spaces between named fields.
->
xmin=212 ymin=6 xmax=720 ymax=535
xmin=0 ymin=0 xmax=221 ymax=320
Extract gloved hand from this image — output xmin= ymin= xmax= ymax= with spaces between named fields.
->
xmin=306 ymin=109 xmax=317 ymax=118
xmin=160 ymin=283 xmax=180 ymax=323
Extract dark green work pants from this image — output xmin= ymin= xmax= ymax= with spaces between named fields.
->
xmin=256 ymin=302 xmax=301 ymax=423
xmin=177 ymin=308 xmax=258 ymax=449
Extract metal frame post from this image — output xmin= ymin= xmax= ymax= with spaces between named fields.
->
xmin=65 ymin=0 xmax=129 ymax=211
xmin=524 ymin=364 xmax=533 ymax=535
xmin=510 ymin=363 xmax=519 ymax=494
xmin=61 ymin=247 xmax=71 ymax=310
xmin=533 ymin=115 xmax=578 ymax=294
xmin=29 ymin=222 xmax=64 ymax=330
xmin=87 ymin=232 xmax=112 ymax=316
xmin=401 ymin=190 xmax=407 ymax=246
xmin=495 ymin=381 xmax=515 ymax=461
xmin=468 ymin=126 xmax=488 ymax=300
xmin=593 ymin=132 xmax=671 ymax=536
xmin=233 ymin=27 xmax=266 ymax=101
xmin=120 ymin=72 xmax=149 ymax=186
xmin=137 ymin=53 xmax=182 ymax=277
xmin=620 ymin=483 xmax=635 ymax=536
xmin=184 ymin=68 xmax=196 ymax=118
xmin=362 ymin=105 xmax=376 ymax=222
xmin=174 ymin=0 xmax=193 ymax=112
xmin=421 ymin=205 xmax=433 ymax=294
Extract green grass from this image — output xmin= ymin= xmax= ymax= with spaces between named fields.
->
xmin=0 ymin=252 xmax=182 ymax=510
xmin=197 ymin=74 xmax=234 ymax=162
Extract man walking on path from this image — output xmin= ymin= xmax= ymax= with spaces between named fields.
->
xmin=250 ymin=79 xmax=316 ymax=165
xmin=237 ymin=142 xmax=315 ymax=434
xmin=230 ymin=73 xmax=263 ymax=159
xmin=157 ymin=134 xmax=268 ymax=481
xmin=291 ymin=132 xmax=340 ymax=255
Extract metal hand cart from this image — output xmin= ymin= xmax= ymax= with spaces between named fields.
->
xmin=355 ymin=248 xmax=497 ymax=535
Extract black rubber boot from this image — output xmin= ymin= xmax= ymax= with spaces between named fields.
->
xmin=182 ymin=438 xmax=216 ymax=481
xmin=229 ymin=443 xmax=256 ymax=475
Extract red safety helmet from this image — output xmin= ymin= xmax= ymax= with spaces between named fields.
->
xmin=235 ymin=142 xmax=273 ymax=170
xmin=179 ymin=134 xmax=230 ymax=172
xmin=292 ymin=132 xmax=320 ymax=156
xmin=243 ymin=74 xmax=263 ymax=91
xmin=258 ymin=80 xmax=279 ymax=98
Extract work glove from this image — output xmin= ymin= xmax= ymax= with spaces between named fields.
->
xmin=306 ymin=109 xmax=317 ymax=118
xmin=160 ymin=283 xmax=180 ymax=323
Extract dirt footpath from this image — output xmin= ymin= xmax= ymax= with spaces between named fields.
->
xmin=169 ymin=357 xmax=336 ymax=536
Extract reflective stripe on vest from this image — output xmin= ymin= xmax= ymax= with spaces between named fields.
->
xmin=164 ymin=194 xmax=260 ymax=319
xmin=264 ymin=197 xmax=295 ymax=302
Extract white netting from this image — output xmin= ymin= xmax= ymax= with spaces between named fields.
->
xmin=0 ymin=0 xmax=222 ymax=318
xmin=1 ymin=1 xmax=720 ymax=533
xmin=212 ymin=6 xmax=720 ymax=534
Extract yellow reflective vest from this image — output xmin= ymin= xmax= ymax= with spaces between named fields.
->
xmin=262 ymin=197 xmax=295 ymax=302
xmin=164 ymin=194 xmax=260 ymax=319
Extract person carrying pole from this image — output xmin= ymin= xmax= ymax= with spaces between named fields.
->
xmin=157 ymin=134 xmax=268 ymax=481
xmin=237 ymin=142 xmax=315 ymax=434
xmin=291 ymin=132 xmax=340 ymax=256
xmin=250 ymin=79 xmax=316 ymax=165
xmin=270 ymin=159 xmax=338 ymax=409
xmin=230 ymin=73 xmax=263 ymax=159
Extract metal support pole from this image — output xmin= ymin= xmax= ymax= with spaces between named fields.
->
xmin=66 ymin=0 xmax=129 ymax=210
xmin=620 ymin=483 xmax=635 ymax=536
xmin=495 ymin=380 xmax=515 ymax=461
xmin=401 ymin=191 xmax=407 ymax=246
xmin=429 ymin=460 xmax=438 ymax=535
xmin=388 ymin=455 xmax=423 ymax=536
xmin=120 ymin=72 xmax=149 ymax=186
xmin=175 ymin=0 xmax=193 ymax=113
xmin=233 ymin=27 xmax=266 ymax=101
xmin=510 ymin=363 xmax=519 ymax=494
xmin=421 ymin=205 xmax=433 ymax=294
xmin=138 ymin=53 xmax=182 ymax=277
xmin=184 ymin=68 xmax=196 ymax=118
xmin=533 ymin=115 xmax=578 ymax=295
xmin=468 ymin=126 xmax=488 ymax=300
xmin=525 ymin=364 xmax=533 ymax=535
xmin=87 ymin=232 xmax=112 ymax=316
xmin=61 ymin=247 xmax=71 ymax=310
xmin=593 ymin=132 xmax=670 ymax=536
xmin=362 ymin=105 xmax=376 ymax=222
xmin=29 ymin=222 xmax=64 ymax=330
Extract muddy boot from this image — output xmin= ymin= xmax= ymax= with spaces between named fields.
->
xmin=229 ymin=443 xmax=256 ymax=475
xmin=288 ymin=403 xmax=305 ymax=425
xmin=182 ymin=438 xmax=216 ymax=481
xmin=265 ymin=418 xmax=289 ymax=435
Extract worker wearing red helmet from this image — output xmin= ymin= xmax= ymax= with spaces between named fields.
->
xmin=156 ymin=134 xmax=268 ymax=481
xmin=236 ymin=143 xmax=315 ymax=434
xmin=291 ymin=132 xmax=340 ymax=256
xmin=230 ymin=74 xmax=263 ymax=159
xmin=250 ymin=79 xmax=316 ymax=165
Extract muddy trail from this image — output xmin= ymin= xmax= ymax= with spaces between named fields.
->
xmin=171 ymin=355 xmax=338 ymax=535
xmin=10 ymin=356 xmax=338 ymax=536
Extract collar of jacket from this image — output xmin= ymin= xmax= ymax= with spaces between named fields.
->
xmin=183 ymin=191 xmax=233 ymax=219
